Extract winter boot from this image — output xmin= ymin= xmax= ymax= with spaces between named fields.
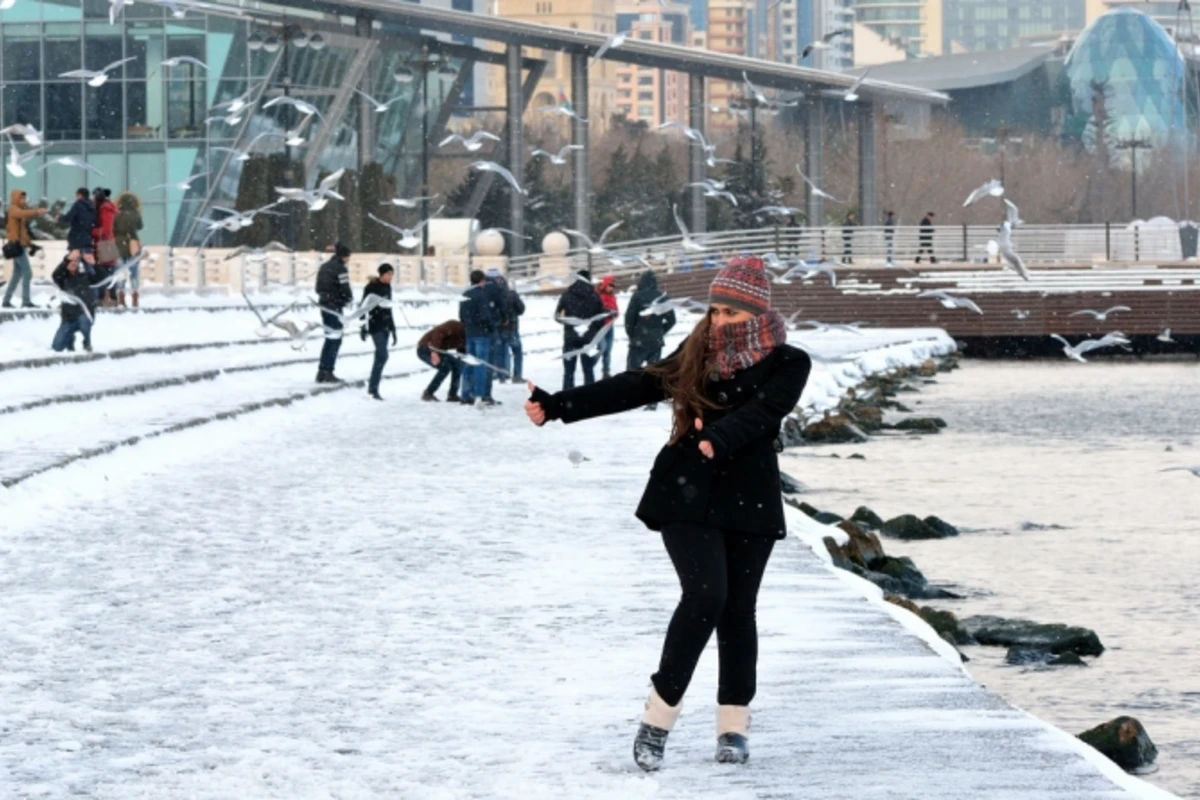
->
xmin=632 ymin=688 xmax=682 ymax=772
xmin=316 ymin=370 xmax=332 ymax=384
xmin=714 ymin=705 xmax=750 ymax=764
xmin=117 ymin=290 xmax=126 ymax=307
xmin=602 ymin=369 xmax=612 ymax=380
xmin=369 ymin=391 xmax=384 ymax=401
xmin=131 ymin=291 xmax=139 ymax=308
xmin=446 ymin=392 xmax=461 ymax=403
xmin=421 ymin=392 xmax=439 ymax=402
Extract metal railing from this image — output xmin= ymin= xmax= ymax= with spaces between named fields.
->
xmin=507 ymin=223 xmax=1195 ymax=280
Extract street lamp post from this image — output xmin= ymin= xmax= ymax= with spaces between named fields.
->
xmin=1116 ymin=137 xmax=1153 ymax=218
xmin=395 ymin=46 xmax=456 ymax=259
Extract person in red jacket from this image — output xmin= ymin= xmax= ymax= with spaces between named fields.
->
xmin=596 ymin=274 xmax=619 ymax=379
xmin=91 ymin=187 xmax=118 ymax=306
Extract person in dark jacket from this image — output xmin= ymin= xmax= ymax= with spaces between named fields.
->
xmin=883 ymin=210 xmax=896 ymax=266
xmin=51 ymin=250 xmax=97 ymax=352
xmin=555 ymin=269 xmax=608 ymax=389
xmin=525 ymin=256 xmax=811 ymax=772
xmin=624 ymin=270 xmax=676 ymax=373
xmin=315 ymin=242 xmax=353 ymax=383
xmin=841 ymin=210 xmax=856 ymax=264
xmin=458 ymin=269 xmax=499 ymax=405
xmin=58 ymin=188 xmax=97 ymax=258
xmin=4 ymin=188 xmax=46 ymax=309
xmin=485 ymin=269 xmax=511 ymax=382
xmin=417 ymin=319 xmax=466 ymax=402
xmin=916 ymin=211 xmax=937 ymax=263
xmin=498 ymin=280 xmax=526 ymax=382
xmin=360 ymin=263 xmax=396 ymax=400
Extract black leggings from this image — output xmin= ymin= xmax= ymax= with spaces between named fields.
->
xmin=651 ymin=523 xmax=775 ymax=708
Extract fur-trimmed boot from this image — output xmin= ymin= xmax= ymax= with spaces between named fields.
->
xmin=632 ymin=688 xmax=682 ymax=772
xmin=715 ymin=705 xmax=750 ymax=764
xmin=131 ymin=291 xmax=139 ymax=308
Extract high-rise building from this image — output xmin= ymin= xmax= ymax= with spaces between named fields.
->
xmin=1089 ymin=1 xmax=1196 ymax=45
xmin=942 ymin=0 xmax=1085 ymax=52
xmin=494 ymin=0 xmax=620 ymax=131
xmin=614 ymin=0 xmax=693 ymax=127
xmin=853 ymin=0 xmax=940 ymax=57
xmin=706 ymin=0 xmax=751 ymax=114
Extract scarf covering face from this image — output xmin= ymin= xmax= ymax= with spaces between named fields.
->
xmin=708 ymin=309 xmax=789 ymax=380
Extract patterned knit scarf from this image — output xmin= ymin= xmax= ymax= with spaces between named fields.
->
xmin=708 ymin=310 xmax=789 ymax=380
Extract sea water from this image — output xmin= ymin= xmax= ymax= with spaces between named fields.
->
xmin=782 ymin=359 xmax=1200 ymax=798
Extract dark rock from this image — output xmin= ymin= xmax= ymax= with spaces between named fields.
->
xmin=916 ymin=359 xmax=938 ymax=377
xmin=937 ymin=358 xmax=960 ymax=373
xmin=848 ymin=453 xmax=867 ymax=460
xmin=797 ymin=501 xmax=823 ymax=520
xmin=845 ymin=404 xmax=885 ymax=432
xmin=922 ymin=515 xmax=960 ymax=538
xmin=895 ymin=402 xmax=913 ymax=412
xmin=1005 ymin=647 xmax=1089 ymax=667
xmin=884 ymin=593 xmax=920 ymax=614
xmin=881 ymin=514 xmax=948 ymax=540
xmin=1078 ymin=717 xmax=1157 ymax=771
xmin=922 ymin=379 xmax=938 ymax=385
xmin=920 ymin=607 xmax=976 ymax=645
xmin=1048 ymin=652 xmax=1088 ymax=666
xmin=835 ymin=521 xmax=886 ymax=567
xmin=828 ymin=453 xmax=842 ymax=459
xmin=892 ymin=417 xmax=946 ymax=433
xmin=940 ymin=632 xmax=971 ymax=662
xmin=802 ymin=413 xmax=869 ymax=444
xmin=896 ymin=384 xmax=920 ymax=393
xmin=779 ymin=471 xmax=807 ymax=494
xmin=779 ymin=417 xmax=805 ymax=448
xmin=850 ymin=506 xmax=885 ymax=529
xmin=813 ymin=511 xmax=844 ymax=525
xmin=870 ymin=555 xmax=927 ymax=588
xmin=961 ymin=615 xmax=1105 ymax=656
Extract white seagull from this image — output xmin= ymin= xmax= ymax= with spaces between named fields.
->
xmin=918 ymin=289 xmax=983 ymax=314
xmin=150 ymin=56 xmax=209 ymax=77
xmin=561 ymin=319 xmax=615 ymax=361
xmin=536 ymin=104 xmax=589 ymax=124
xmin=567 ymin=449 xmax=591 ymax=467
xmin=673 ymin=204 xmax=712 ymax=253
xmin=439 ymin=131 xmax=501 ymax=152
xmin=383 ymin=194 xmax=438 ymax=209
xmin=225 ymin=242 xmax=293 ymax=263
xmin=997 ymin=220 xmax=1030 ymax=281
xmin=60 ymin=57 xmax=136 ymax=87
xmin=562 ymin=221 xmax=623 ymax=257
xmin=91 ymin=252 xmax=151 ymax=291
xmin=1049 ymin=332 xmax=1131 ymax=363
xmin=1013 ymin=309 xmax=1032 ymax=320
xmin=149 ymin=172 xmax=207 ymax=193
xmin=1159 ymin=465 xmax=1200 ymax=478
xmin=531 ymin=144 xmax=583 ymax=165
xmin=801 ymin=29 xmax=850 ymax=60
xmin=0 ymin=123 xmax=44 ymax=147
xmin=657 ymin=120 xmax=706 ymax=142
xmin=40 ymin=156 xmax=104 ymax=176
xmin=844 ymin=68 xmax=870 ymax=102
xmin=263 ymin=95 xmax=323 ymax=119
xmin=213 ymin=83 xmax=262 ymax=117
xmin=243 ymin=292 xmax=322 ymax=348
xmin=963 ymin=179 xmax=1004 ymax=207
xmin=640 ymin=294 xmax=693 ymax=317
xmin=367 ymin=208 xmax=443 ymax=250
xmin=353 ymin=88 xmax=404 ymax=113
xmin=1157 ymin=328 xmax=1175 ymax=343
xmin=274 ymin=168 xmax=346 ymax=211
xmin=471 ymin=160 xmax=526 ymax=195
xmin=591 ymin=32 xmax=628 ymax=64
xmin=1068 ymin=306 xmax=1131 ymax=321
xmin=1004 ymin=198 xmax=1024 ymax=227
xmin=4 ymin=140 xmax=46 ymax=178
xmin=211 ymin=132 xmax=286 ymax=162
xmin=796 ymin=165 xmax=841 ymax=203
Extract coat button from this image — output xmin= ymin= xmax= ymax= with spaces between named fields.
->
xmin=717 ymin=391 xmax=728 ymax=403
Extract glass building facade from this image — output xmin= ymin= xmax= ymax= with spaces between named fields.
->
xmin=1063 ymin=8 xmax=1185 ymax=151
xmin=0 ymin=0 xmax=472 ymax=245
xmin=943 ymin=0 xmax=1086 ymax=53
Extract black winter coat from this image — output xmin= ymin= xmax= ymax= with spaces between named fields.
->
xmin=533 ymin=343 xmax=812 ymax=539
xmin=59 ymin=199 xmax=97 ymax=252
xmin=315 ymin=256 xmax=353 ymax=310
xmin=502 ymin=288 xmax=525 ymax=332
xmin=485 ymin=279 xmax=510 ymax=330
xmin=625 ymin=271 xmax=676 ymax=350
xmin=362 ymin=279 xmax=395 ymax=335
xmin=555 ymin=279 xmax=607 ymax=349
xmin=459 ymin=283 xmax=497 ymax=337
xmin=52 ymin=260 xmax=96 ymax=322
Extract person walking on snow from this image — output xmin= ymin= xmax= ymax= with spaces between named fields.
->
xmin=555 ymin=269 xmax=607 ymax=389
xmin=4 ymin=189 xmax=47 ymax=309
xmin=524 ymin=256 xmax=811 ymax=771
xmin=499 ymin=279 xmax=525 ymax=382
xmin=596 ymin=274 xmax=619 ymax=379
xmin=315 ymin=242 xmax=353 ymax=384
xmin=360 ymin=263 xmax=396 ymax=401
xmin=58 ymin=188 xmax=97 ymax=261
xmin=458 ymin=269 xmax=499 ymax=406
xmin=624 ymin=270 xmax=676 ymax=373
xmin=113 ymin=191 xmax=144 ymax=308
xmin=91 ymin=188 xmax=118 ymax=306
xmin=916 ymin=211 xmax=937 ymax=263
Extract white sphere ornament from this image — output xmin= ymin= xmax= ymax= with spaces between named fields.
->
xmin=986 ymin=240 xmax=999 ymax=257
xmin=475 ymin=229 xmax=506 ymax=256
xmin=542 ymin=230 xmax=570 ymax=255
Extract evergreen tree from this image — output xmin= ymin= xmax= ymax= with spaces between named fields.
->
xmin=359 ymin=162 xmax=398 ymax=252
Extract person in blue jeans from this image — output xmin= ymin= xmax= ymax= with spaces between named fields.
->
xmin=50 ymin=251 xmax=96 ymax=352
xmin=315 ymin=242 xmax=353 ymax=383
xmin=458 ymin=269 xmax=499 ymax=406
xmin=498 ymin=278 xmax=525 ymax=381
xmin=4 ymin=189 xmax=47 ymax=309
xmin=484 ymin=269 xmax=511 ymax=382
xmin=360 ymin=263 xmax=396 ymax=400
xmin=417 ymin=319 xmax=465 ymax=402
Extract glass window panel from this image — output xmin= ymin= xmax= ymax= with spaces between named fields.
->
xmin=139 ymin=202 xmax=167 ymax=246
xmin=84 ymin=24 xmax=130 ymax=74
xmin=3 ymin=25 xmax=42 ymax=81
xmin=127 ymin=152 xmax=166 ymax=195
xmin=45 ymin=25 xmax=83 ymax=75
xmin=0 ymin=0 xmax=41 ymax=21
xmin=2 ymin=84 xmax=42 ymax=130
xmin=42 ymin=2 xmax=83 ymax=21
xmin=4 ymin=170 xmax=41 ymax=205
xmin=46 ymin=83 xmax=84 ymax=141
xmin=167 ymin=79 xmax=208 ymax=138
xmin=43 ymin=152 xmax=87 ymax=207
xmin=86 ymin=83 xmax=124 ymax=140
xmin=82 ymin=0 xmax=110 ymax=20
xmin=85 ymin=153 xmax=125 ymax=189
xmin=127 ymin=80 xmax=154 ymax=136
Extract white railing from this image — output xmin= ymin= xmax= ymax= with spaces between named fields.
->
xmin=507 ymin=223 xmax=1193 ymax=280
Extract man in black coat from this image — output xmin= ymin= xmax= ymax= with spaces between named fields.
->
xmin=555 ymin=269 xmax=608 ymax=389
xmin=916 ymin=211 xmax=937 ymax=263
xmin=315 ymin=241 xmax=353 ymax=383
xmin=499 ymin=278 xmax=526 ymax=382
xmin=58 ymin=188 xmax=97 ymax=258
xmin=624 ymin=270 xmax=676 ymax=373
xmin=458 ymin=269 xmax=499 ymax=405
xmin=361 ymin=263 xmax=396 ymax=400
xmin=484 ymin=269 xmax=511 ymax=383
xmin=50 ymin=251 xmax=97 ymax=352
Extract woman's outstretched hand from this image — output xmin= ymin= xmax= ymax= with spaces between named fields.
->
xmin=525 ymin=381 xmax=547 ymax=426
xmin=695 ymin=418 xmax=714 ymax=459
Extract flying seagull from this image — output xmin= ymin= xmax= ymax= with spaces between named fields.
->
xmin=439 ymin=131 xmax=501 ymax=152
xmin=796 ymin=165 xmax=841 ymax=203
xmin=263 ymin=95 xmax=323 ymax=119
xmin=150 ymin=55 xmax=209 ymax=77
xmin=211 ymin=132 xmax=286 ymax=162
xmin=225 ymin=242 xmax=293 ymax=263
xmin=800 ymin=28 xmax=850 ymax=60
xmin=531 ymin=144 xmax=583 ymax=165
xmin=844 ymin=68 xmax=869 ymax=102
xmin=536 ymin=104 xmax=589 ymax=123
xmin=368 ymin=207 xmax=443 ymax=250
xmin=40 ymin=156 xmax=104 ymax=176
xmin=59 ymin=56 xmax=136 ymax=87
xmin=274 ymin=168 xmax=346 ymax=211
xmin=1049 ymin=332 xmax=1131 ymax=363
xmin=561 ymin=319 xmax=615 ymax=361
xmin=0 ymin=123 xmax=44 ymax=147
xmin=149 ymin=172 xmax=208 ymax=193
xmin=1069 ymin=306 xmax=1131 ymax=321
xmin=4 ymin=140 xmax=46 ymax=178
xmin=997 ymin=220 xmax=1030 ymax=281
xmin=591 ymin=32 xmax=628 ymax=65
xmin=471 ymin=160 xmax=526 ymax=195
xmin=1159 ymin=465 xmax=1200 ymax=478
xmin=353 ymin=88 xmax=404 ymax=114
xmin=963 ymin=179 xmax=1004 ymax=207
xmin=918 ymin=289 xmax=983 ymax=314
xmin=562 ymin=221 xmax=623 ymax=257
xmin=672 ymin=203 xmax=712 ymax=253
xmin=640 ymin=294 xmax=693 ymax=317
xmin=383 ymin=194 xmax=438 ymax=209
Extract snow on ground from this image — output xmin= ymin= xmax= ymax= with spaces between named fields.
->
xmin=0 ymin=303 xmax=1163 ymax=798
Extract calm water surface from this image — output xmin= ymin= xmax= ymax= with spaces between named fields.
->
xmin=782 ymin=360 xmax=1200 ymax=798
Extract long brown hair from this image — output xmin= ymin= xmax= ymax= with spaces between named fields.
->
xmin=645 ymin=311 xmax=721 ymax=445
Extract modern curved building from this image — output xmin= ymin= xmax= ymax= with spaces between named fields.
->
xmin=1062 ymin=7 xmax=1187 ymax=152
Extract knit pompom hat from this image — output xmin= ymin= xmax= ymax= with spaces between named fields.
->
xmin=708 ymin=256 xmax=771 ymax=315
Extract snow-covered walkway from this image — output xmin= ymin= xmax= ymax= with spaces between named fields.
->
xmin=0 ymin=310 xmax=1163 ymax=798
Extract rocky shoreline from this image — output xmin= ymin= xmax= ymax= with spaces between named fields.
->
xmin=781 ymin=352 xmax=1162 ymax=776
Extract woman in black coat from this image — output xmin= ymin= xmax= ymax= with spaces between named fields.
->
xmin=525 ymin=256 xmax=811 ymax=771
